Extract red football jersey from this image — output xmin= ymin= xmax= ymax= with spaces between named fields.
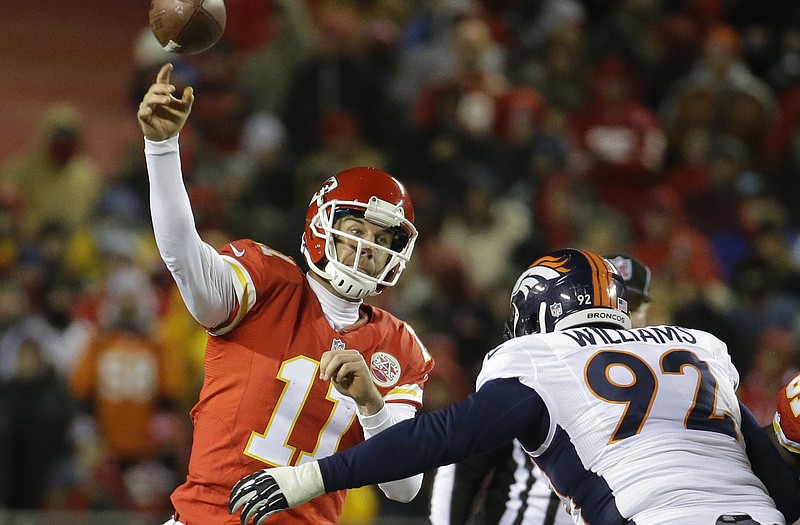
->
xmin=170 ymin=240 xmax=434 ymax=525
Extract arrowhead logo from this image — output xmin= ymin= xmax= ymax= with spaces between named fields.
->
xmin=370 ymin=352 xmax=401 ymax=387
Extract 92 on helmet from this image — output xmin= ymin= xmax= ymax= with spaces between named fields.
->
xmin=504 ymin=248 xmax=631 ymax=339
xmin=301 ymin=167 xmax=418 ymax=300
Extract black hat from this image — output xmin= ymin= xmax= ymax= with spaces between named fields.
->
xmin=605 ymin=254 xmax=651 ymax=302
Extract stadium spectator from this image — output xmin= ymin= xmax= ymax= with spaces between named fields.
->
xmin=659 ymin=23 xmax=777 ymax=167
xmin=438 ymin=170 xmax=532 ymax=298
xmin=766 ymin=77 xmax=800 ymax=229
xmin=528 ymin=27 xmax=589 ymax=112
xmin=235 ymin=0 xmax=315 ymax=115
xmin=0 ymin=104 xmax=102 ymax=240
xmin=569 ymin=56 xmax=667 ymax=222
xmin=2 ymin=338 xmax=76 ymax=509
xmin=0 ymin=273 xmax=93 ymax=383
xmin=282 ymin=1 xmax=399 ymax=157
xmin=70 ymin=263 xmax=187 ymax=470
xmin=390 ymin=1 xmax=500 ymax=125
xmin=492 ymin=86 xmax=547 ymax=189
xmin=630 ymin=186 xmax=724 ymax=308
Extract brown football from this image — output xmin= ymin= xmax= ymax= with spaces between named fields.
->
xmin=149 ymin=0 xmax=226 ymax=55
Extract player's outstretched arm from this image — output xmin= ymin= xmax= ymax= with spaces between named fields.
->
xmin=229 ymin=378 xmax=549 ymax=523
xmin=139 ymin=63 xmax=236 ymax=328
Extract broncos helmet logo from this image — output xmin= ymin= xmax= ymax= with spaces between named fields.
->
xmin=512 ymin=255 xmax=570 ymax=303
xmin=504 ymin=257 xmax=568 ymax=339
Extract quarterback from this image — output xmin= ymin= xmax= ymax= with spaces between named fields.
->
xmin=138 ymin=63 xmax=434 ymax=525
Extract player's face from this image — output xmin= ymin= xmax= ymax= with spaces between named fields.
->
xmin=333 ymin=217 xmax=395 ymax=277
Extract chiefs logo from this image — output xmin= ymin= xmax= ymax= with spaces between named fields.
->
xmin=308 ymin=176 xmax=339 ymax=206
xmin=370 ymin=352 xmax=401 ymax=387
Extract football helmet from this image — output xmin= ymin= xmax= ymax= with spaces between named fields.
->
xmin=504 ymin=248 xmax=631 ymax=339
xmin=301 ymin=167 xmax=417 ymax=300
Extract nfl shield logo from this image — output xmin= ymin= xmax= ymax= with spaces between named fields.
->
xmin=608 ymin=256 xmax=633 ymax=281
xmin=330 ymin=339 xmax=346 ymax=352
xmin=550 ymin=303 xmax=563 ymax=318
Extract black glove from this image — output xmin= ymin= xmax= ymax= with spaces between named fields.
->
xmin=229 ymin=469 xmax=289 ymax=525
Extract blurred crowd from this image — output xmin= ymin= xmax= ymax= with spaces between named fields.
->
xmin=2 ymin=0 xmax=800 ymax=521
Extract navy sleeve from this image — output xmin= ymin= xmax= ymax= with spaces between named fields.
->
xmin=318 ymin=378 xmax=550 ymax=492
xmin=740 ymin=401 xmax=800 ymax=522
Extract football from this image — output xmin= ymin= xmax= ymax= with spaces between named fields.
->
xmin=149 ymin=0 xmax=226 ymax=55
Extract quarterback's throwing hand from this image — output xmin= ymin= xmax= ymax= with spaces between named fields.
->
xmin=137 ymin=63 xmax=194 ymax=142
xmin=229 ymin=469 xmax=288 ymax=525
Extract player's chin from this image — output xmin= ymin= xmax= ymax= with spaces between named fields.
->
xmin=356 ymin=263 xmax=377 ymax=276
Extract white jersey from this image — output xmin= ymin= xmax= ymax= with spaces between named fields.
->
xmin=476 ymin=325 xmax=785 ymax=525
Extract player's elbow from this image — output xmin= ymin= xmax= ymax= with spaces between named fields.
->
xmin=387 ymin=489 xmax=417 ymax=504
xmin=378 ymin=474 xmax=423 ymax=503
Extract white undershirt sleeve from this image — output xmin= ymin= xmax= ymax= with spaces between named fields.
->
xmin=145 ymin=136 xmax=236 ymax=328
xmin=357 ymin=402 xmax=423 ymax=502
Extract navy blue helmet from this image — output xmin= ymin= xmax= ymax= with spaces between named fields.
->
xmin=503 ymin=248 xmax=631 ymax=339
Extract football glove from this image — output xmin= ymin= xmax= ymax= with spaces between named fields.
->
xmin=229 ymin=462 xmax=325 ymax=525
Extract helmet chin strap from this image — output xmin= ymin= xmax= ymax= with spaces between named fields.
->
xmin=324 ymin=260 xmax=378 ymax=300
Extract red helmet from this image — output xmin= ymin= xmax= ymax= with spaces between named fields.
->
xmin=301 ymin=167 xmax=417 ymax=300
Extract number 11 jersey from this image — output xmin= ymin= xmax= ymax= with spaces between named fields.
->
xmin=170 ymin=239 xmax=434 ymax=525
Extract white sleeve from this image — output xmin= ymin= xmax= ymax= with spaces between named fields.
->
xmin=476 ymin=339 xmax=538 ymax=391
xmin=357 ymin=402 xmax=423 ymax=502
xmin=145 ymin=136 xmax=237 ymax=328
